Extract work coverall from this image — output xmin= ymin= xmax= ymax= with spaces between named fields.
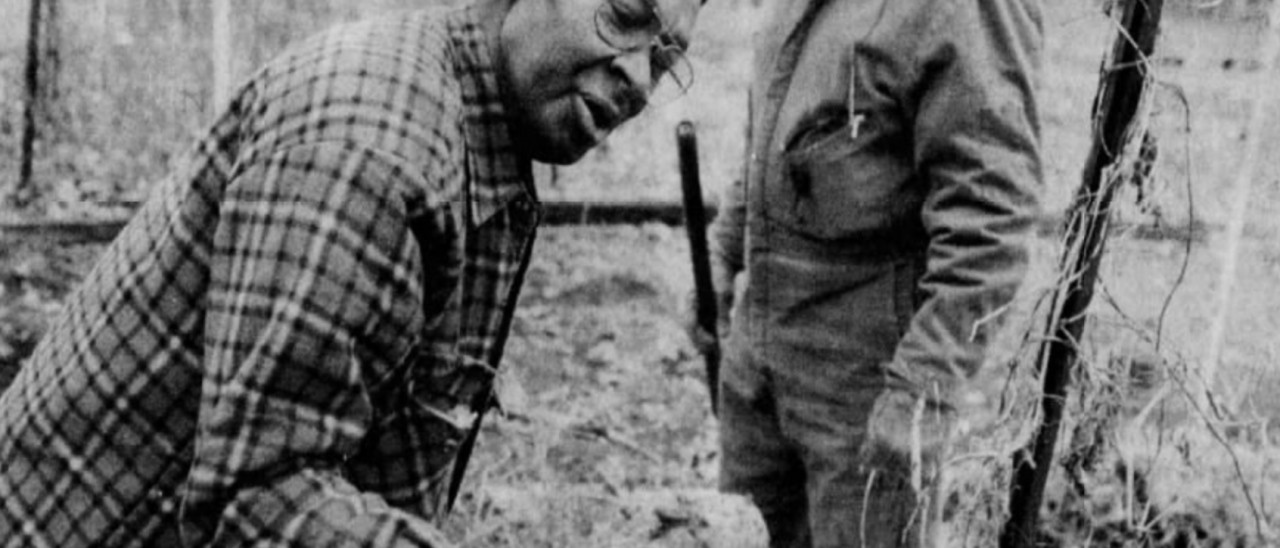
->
xmin=708 ymin=0 xmax=1044 ymax=545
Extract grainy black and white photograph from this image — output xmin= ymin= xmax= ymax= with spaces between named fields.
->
xmin=1 ymin=0 xmax=1279 ymax=546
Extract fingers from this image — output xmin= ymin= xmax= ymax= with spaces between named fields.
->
xmin=689 ymin=325 xmax=718 ymax=355
xmin=680 ymin=289 xmax=729 ymax=356
xmin=859 ymin=389 xmax=956 ymax=482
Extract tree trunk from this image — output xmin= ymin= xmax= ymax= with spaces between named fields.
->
xmin=15 ymin=0 xmax=43 ymax=208
xmin=96 ymin=0 xmax=109 ymax=88
xmin=1203 ymin=0 xmax=1280 ymax=414
xmin=211 ymin=0 xmax=233 ymax=114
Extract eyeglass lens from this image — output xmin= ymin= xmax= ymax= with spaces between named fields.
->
xmin=595 ymin=0 xmax=694 ymax=94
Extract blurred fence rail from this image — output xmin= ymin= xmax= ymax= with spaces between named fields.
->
xmin=1167 ymin=0 xmax=1273 ymax=21
xmin=0 ymin=202 xmax=1217 ymax=245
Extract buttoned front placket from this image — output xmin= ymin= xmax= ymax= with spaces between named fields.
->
xmin=744 ymin=0 xmax=832 ymax=351
xmin=445 ymin=175 xmax=540 ymax=509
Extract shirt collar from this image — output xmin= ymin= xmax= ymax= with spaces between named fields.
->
xmin=446 ymin=5 xmax=538 ymax=227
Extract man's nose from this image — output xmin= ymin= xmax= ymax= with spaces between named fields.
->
xmin=611 ymin=48 xmax=653 ymax=114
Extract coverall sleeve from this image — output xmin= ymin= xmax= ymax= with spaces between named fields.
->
xmin=180 ymin=142 xmax=455 ymax=547
xmin=887 ymin=0 xmax=1045 ymax=402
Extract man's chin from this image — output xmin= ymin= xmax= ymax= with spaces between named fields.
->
xmin=531 ymin=147 xmax=589 ymax=165
xmin=522 ymin=133 xmax=597 ymax=165
xmin=518 ymin=104 xmax=613 ymax=164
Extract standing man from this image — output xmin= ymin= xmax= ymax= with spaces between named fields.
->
xmin=698 ymin=0 xmax=1043 ymax=546
xmin=0 ymin=0 xmax=700 ymax=545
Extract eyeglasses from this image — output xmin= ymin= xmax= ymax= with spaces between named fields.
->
xmin=594 ymin=0 xmax=694 ymax=103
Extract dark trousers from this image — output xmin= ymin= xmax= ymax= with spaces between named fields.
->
xmin=717 ymin=349 xmax=937 ymax=548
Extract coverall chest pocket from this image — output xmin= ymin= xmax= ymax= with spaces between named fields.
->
xmin=773 ymin=118 xmax=905 ymax=241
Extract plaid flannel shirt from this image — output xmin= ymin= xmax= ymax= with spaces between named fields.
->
xmin=0 ymin=5 xmax=539 ymax=547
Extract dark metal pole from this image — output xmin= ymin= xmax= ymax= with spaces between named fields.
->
xmin=677 ymin=121 xmax=720 ymax=415
xmin=999 ymin=0 xmax=1163 ymax=545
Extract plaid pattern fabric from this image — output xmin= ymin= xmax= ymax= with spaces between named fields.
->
xmin=0 ymin=5 xmax=538 ymax=547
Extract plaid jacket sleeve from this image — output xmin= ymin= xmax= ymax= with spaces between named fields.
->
xmin=180 ymin=141 xmax=455 ymax=547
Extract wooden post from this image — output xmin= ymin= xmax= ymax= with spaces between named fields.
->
xmin=212 ymin=0 xmax=233 ymax=113
xmin=998 ymin=0 xmax=1163 ymax=546
xmin=15 ymin=0 xmax=44 ymax=208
